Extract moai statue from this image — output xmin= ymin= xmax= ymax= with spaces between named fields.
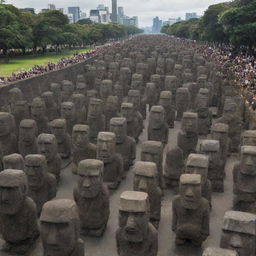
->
xmin=210 ymin=123 xmax=229 ymax=163
xmin=18 ymin=119 xmax=38 ymax=157
xmin=141 ymin=141 xmax=164 ymax=189
xmin=131 ymin=73 xmax=144 ymax=94
xmin=41 ymin=91 xmax=59 ymax=121
xmin=97 ymin=132 xmax=123 ymax=189
xmin=164 ymin=147 xmax=184 ymax=190
xmin=185 ymin=153 xmax=212 ymax=206
xmin=87 ymin=98 xmax=105 ymax=143
xmin=100 ymin=79 xmax=113 ymax=104
xmin=166 ymin=58 xmax=175 ymax=75
xmin=86 ymin=89 xmax=98 ymax=108
xmin=145 ymin=82 xmax=158 ymax=109
xmin=0 ymin=112 xmax=17 ymax=156
xmin=172 ymin=174 xmax=210 ymax=246
xmin=174 ymin=64 xmax=183 ymax=87
xmin=150 ymin=74 xmax=162 ymax=95
xmin=3 ymin=153 xmax=24 ymax=170
xmin=233 ymin=146 xmax=256 ymax=213
xmin=199 ymin=140 xmax=224 ymax=192
xmin=159 ymin=91 xmax=175 ymax=128
xmin=105 ymin=96 xmax=120 ymax=131
xmin=61 ymin=102 xmax=76 ymax=135
xmin=96 ymin=61 xmax=106 ymax=80
xmin=197 ymin=75 xmax=207 ymax=89
xmin=134 ymin=161 xmax=162 ymax=229
xmin=74 ymin=159 xmax=109 ymax=237
xmin=127 ymin=90 xmax=144 ymax=131
xmin=116 ymin=191 xmax=158 ymax=256
xmin=148 ymin=106 xmax=169 ymax=144
xmin=121 ymin=102 xmax=140 ymax=142
xmin=31 ymin=97 xmax=50 ymax=134
xmin=108 ymin=62 xmax=119 ymax=83
xmin=110 ymin=117 xmax=136 ymax=172
xmin=76 ymin=74 xmax=85 ymax=85
xmin=38 ymin=133 xmax=61 ymax=182
xmin=183 ymin=72 xmax=193 ymax=84
xmin=61 ymin=80 xmax=75 ymax=102
xmin=203 ymin=247 xmax=238 ymax=256
xmin=241 ymin=130 xmax=256 ymax=146
xmin=216 ymin=101 xmax=242 ymax=152
xmin=176 ymin=88 xmax=190 ymax=121
xmin=50 ymin=119 xmax=71 ymax=159
xmin=85 ymin=65 xmax=96 ymax=89
xmin=177 ymin=112 xmax=198 ymax=159
xmin=72 ymin=125 xmax=96 ymax=174
xmin=7 ymin=87 xmax=23 ymax=113
xmin=220 ymin=211 xmax=256 ymax=256
xmin=136 ymin=62 xmax=149 ymax=84
xmin=12 ymin=100 xmax=30 ymax=131
xmin=40 ymin=199 xmax=84 ymax=256
xmin=71 ymin=93 xmax=87 ymax=124
xmin=24 ymin=154 xmax=56 ymax=214
xmin=76 ymin=82 xmax=87 ymax=96
xmin=113 ymin=82 xmax=124 ymax=109
xmin=50 ymin=82 xmax=61 ymax=111
xmin=165 ymin=76 xmax=178 ymax=103
xmin=0 ymin=169 xmax=39 ymax=254
xmin=119 ymin=67 xmax=132 ymax=95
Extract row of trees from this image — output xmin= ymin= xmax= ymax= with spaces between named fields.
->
xmin=161 ymin=0 xmax=256 ymax=48
xmin=0 ymin=3 xmax=143 ymax=56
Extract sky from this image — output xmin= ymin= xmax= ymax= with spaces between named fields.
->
xmin=6 ymin=0 xmax=230 ymax=27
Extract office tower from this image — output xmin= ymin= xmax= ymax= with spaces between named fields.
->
xmin=68 ymin=7 xmax=81 ymax=23
xmin=185 ymin=12 xmax=198 ymax=20
xmin=112 ymin=0 xmax=118 ymax=23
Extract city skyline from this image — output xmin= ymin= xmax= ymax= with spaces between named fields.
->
xmin=6 ymin=0 xmax=229 ymax=27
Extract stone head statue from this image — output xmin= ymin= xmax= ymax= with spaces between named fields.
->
xmin=77 ymin=159 xmax=104 ymax=198
xmin=131 ymin=73 xmax=143 ymax=90
xmin=179 ymin=174 xmax=202 ymax=210
xmin=128 ymin=90 xmax=141 ymax=111
xmin=31 ymin=97 xmax=46 ymax=121
xmin=19 ymin=119 xmax=38 ymax=145
xmin=38 ymin=133 xmax=58 ymax=162
xmin=50 ymin=119 xmax=67 ymax=144
xmin=241 ymin=130 xmax=256 ymax=146
xmin=3 ymin=153 xmax=24 ymax=170
xmin=150 ymin=74 xmax=161 ymax=90
xmin=0 ymin=112 xmax=12 ymax=136
xmin=86 ymin=90 xmax=98 ymax=104
xmin=61 ymin=80 xmax=75 ymax=101
xmin=113 ymin=83 xmax=124 ymax=100
xmin=223 ymin=102 xmax=237 ymax=118
xmin=199 ymin=140 xmax=220 ymax=170
xmin=203 ymin=247 xmax=238 ymax=256
xmin=72 ymin=125 xmax=90 ymax=149
xmin=110 ymin=117 xmax=127 ymax=144
xmin=211 ymin=123 xmax=229 ymax=142
xmin=8 ymin=88 xmax=23 ymax=105
xmin=24 ymin=154 xmax=47 ymax=190
xmin=119 ymin=191 xmax=149 ymax=243
xmin=100 ymin=80 xmax=113 ymax=100
xmin=0 ymin=169 xmax=28 ymax=215
xmin=240 ymin=146 xmax=256 ymax=177
xmin=220 ymin=211 xmax=256 ymax=256
xmin=13 ymin=100 xmax=29 ymax=116
xmin=61 ymin=102 xmax=75 ymax=120
xmin=145 ymin=83 xmax=157 ymax=99
xmin=186 ymin=154 xmax=209 ymax=185
xmin=97 ymin=132 xmax=116 ymax=163
xmin=159 ymin=91 xmax=172 ymax=106
xmin=71 ymin=93 xmax=86 ymax=110
xmin=149 ymin=106 xmax=165 ymax=129
xmin=141 ymin=141 xmax=163 ymax=167
xmin=197 ymin=75 xmax=207 ymax=88
xmin=76 ymin=82 xmax=87 ymax=95
xmin=181 ymin=112 xmax=198 ymax=134
xmin=40 ymin=199 xmax=81 ymax=256
xmin=134 ymin=161 xmax=158 ymax=193
xmin=106 ymin=96 xmax=119 ymax=113
xmin=165 ymin=76 xmax=177 ymax=91
xmin=88 ymin=98 xmax=103 ymax=119
xmin=41 ymin=91 xmax=56 ymax=107
xmin=176 ymin=88 xmax=189 ymax=103
xmin=121 ymin=102 xmax=134 ymax=123
xmin=76 ymin=74 xmax=85 ymax=83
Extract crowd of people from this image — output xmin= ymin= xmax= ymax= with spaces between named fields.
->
xmin=0 ymin=42 xmax=121 ymax=85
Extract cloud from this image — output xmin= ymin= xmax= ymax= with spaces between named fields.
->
xmin=6 ymin=0 xmax=230 ymax=27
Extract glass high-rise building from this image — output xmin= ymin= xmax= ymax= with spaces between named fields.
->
xmin=112 ymin=0 xmax=118 ymax=23
xmin=68 ymin=7 xmax=81 ymax=23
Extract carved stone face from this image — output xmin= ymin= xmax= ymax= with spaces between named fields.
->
xmin=0 ymin=170 xmax=27 ymax=215
xmin=61 ymin=102 xmax=75 ymax=120
xmin=113 ymin=84 xmax=123 ymax=99
xmin=72 ymin=125 xmax=89 ymax=149
xmin=8 ymin=88 xmax=23 ymax=105
xmin=0 ymin=113 xmax=11 ymax=136
xmin=182 ymin=115 xmax=198 ymax=134
xmin=121 ymin=104 xmax=133 ymax=122
xmin=146 ymin=83 xmax=156 ymax=99
xmin=19 ymin=120 xmax=37 ymax=145
xmin=76 ymin=82 xmax=87 ymax=95
xmin=220 ymin=231 xmax=255 ymax=256
xmin=71 ymin=94 xmax=85 ymax=110
xmin=131 ymin=74 xmax=143 ymax=90
xmin=25 ymin=155 xmax=46 ymax=190
xmin=180 ymin=182 xmax=201 ymax=209
xmin=159 ymin=92 xmax=171 ymax=107
xmin=3 ymin=154 xmax=24 ymax=170
xmin=97 ymin=132 xmax=116 ymax=163
xmin=31 ymin=98 xmax=46 ymax=120
xmin=200 ymin=141 xmax=220 ymax=170
xmin=240 ymin=149 xmax=256 ymax=176
xmin=38 ymin=134 xmax=58 ymax=162
xmin=110 ymin=118 xmax=126 ymax=144
xmin=77 ymin=160 xmax=103 ymax=198
xmin=149 ymin=106 xmax=165 ymax=129
xmin=88 ymin=99 xmax=102 ymax=119
xmin=176 ymin=89 xmax=188 ymax=103
xmin=242 ymin=131 xmax=256 ymax=146
xmin=141 ymin=150 xmax=160 ymax=167
xmin=42 ymin=92 xmax=55 ymax=107
xmin=100 ymin=80 xmax=112 ymax=99
xmin=105 ymin=96 xmax=119 ymax=113
xmin=62 ymin=80 xmax=74 ymax=94
xmin=50 ymin=123 xmax=66 ymax=144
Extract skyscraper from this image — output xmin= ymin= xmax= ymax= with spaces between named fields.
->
xmin=112 ymin=0 xmax=118 ymax=23
xmin=68 ymin=7 xmax=81 ymax=23
xmin=185 ymin=12 xmax=198 ymax=20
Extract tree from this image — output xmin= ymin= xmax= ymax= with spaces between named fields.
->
xmin=77 ymin=18 xmax=92 ymax=25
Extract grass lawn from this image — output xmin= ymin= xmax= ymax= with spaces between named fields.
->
xmin=0 ymin=47 xmax=92 ymax=78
